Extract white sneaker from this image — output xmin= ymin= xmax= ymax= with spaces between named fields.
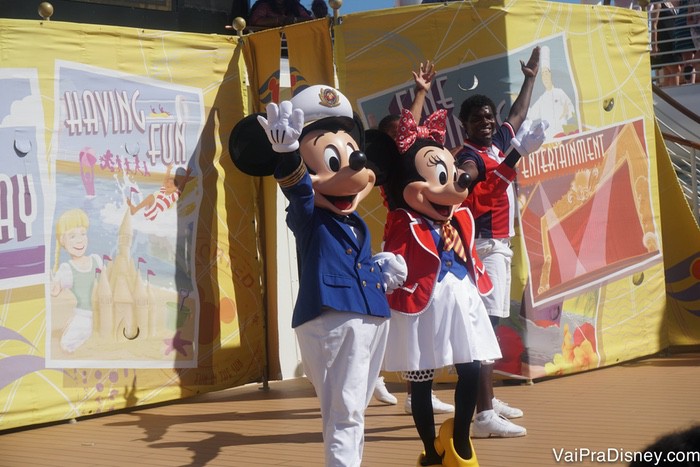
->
xmin=431 ymin=393 xmax=455 ymax=414
xmin=472 ymin=411 xmax=527 ymax=438
xmin=373 ymin=377 xmax=398 ymax=405
xmin=404 ymin=392 xmax=455 ymax=414
xmin=493 ymin=397 xmax=523 ymax=419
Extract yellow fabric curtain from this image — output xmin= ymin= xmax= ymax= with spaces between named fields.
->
xmin=243 ymin=27 xmax=282 ymax=112
xmin=285 ymin=19 xmax=335 ymax=95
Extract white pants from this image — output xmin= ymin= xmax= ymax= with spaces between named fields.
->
xmin=475 ymin=237 xmax=513 ymax=318
xmin=296 ymin=311 xmax=389 ymax=467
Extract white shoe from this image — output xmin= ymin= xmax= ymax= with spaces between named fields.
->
xmin=373 ymin=377 xmax=398 ymax=405
xmin=431 ymin=393 xmax=455 ymax=413
xmin=472 ymin=411 xmax=527 ymax=438
xmin=493 ymin=397 xmax=523 ymax=419
xmin=404 ymin=392 xmax=455 ymax=414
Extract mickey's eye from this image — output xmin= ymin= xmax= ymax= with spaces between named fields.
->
xmin=346 ymin=143 xmax=355 ymax=157
xmin=324 ymin=146 xmax=341 ymax=172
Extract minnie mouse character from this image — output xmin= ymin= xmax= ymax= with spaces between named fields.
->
xmin=230 ymin=85 xmax=406 ymax=467
xmin=367 ymin=93 xmax=547 ymax=465
xmin=367 ymin=107 xmax=499 ymax=467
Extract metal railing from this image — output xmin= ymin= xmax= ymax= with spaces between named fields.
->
xmin=663 ymin=132 xmax=700 ymax=224
xmin=653 ymin=84 xmax=700 ymax=224
xmin=647 ymin=2 xmax=699 ymax=87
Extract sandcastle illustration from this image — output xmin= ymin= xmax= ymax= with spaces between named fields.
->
xmin=91 ymin=210 xmax=191 ymax=342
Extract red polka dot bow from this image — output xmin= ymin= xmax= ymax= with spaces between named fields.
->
xmin=396 ymin=108 xmax=448 ymax=154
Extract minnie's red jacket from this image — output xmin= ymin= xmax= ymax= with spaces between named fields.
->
xmin=383 ymin=207 xmax=493 ymax=315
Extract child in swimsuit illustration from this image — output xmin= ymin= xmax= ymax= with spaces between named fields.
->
xmin=51 ymin=208 xmax=103 ymax=353
xmin=127 ymin=164 xmax=191 ymax=221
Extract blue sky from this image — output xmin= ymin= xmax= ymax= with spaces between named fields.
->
xmin=305 ymin=0 xmax=397 ymax=15
xmin=308 ymin=0 xmax=585 ymax=15
xmin=336 ymin=0 xmax=396 ymax=14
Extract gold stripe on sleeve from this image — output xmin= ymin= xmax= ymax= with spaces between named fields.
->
xmin=277 ymin=158 xmax=307 ymax=189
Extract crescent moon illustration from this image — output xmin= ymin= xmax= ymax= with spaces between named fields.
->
xmin=125 ymin=142 xmax=140 ymax=156
xmin=603 ymin=98 xmax=615 ymax=112
xmin=632 ymin=272 xmax=644 ymax=286
xmin=458 ymin=75 xmax=479 ymax=91
xmin=123 ymin=326 xmax=140 ymax=340
xmin=14 ymin=139 xmax=32 ymax=158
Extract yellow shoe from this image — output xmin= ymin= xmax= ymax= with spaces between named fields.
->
xmin=435 ymin=418 xmax=455 ymax=456
xmin=434 ymin=418 xmax=479 ymax=467
xmin=434 ymin=417 xmax=453 ymax=457
xmin=417 ymin=451 xmax=442 ymax=467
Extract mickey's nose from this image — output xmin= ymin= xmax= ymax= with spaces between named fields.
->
xmin=349 ymin=150 xmax=367 ymax=171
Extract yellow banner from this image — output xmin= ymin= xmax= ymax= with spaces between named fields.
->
xmin=285 ymin=19 xmax=335 ymax=95
xmin=0 ymin=19 xmax=264 ymax=430
xmin=335 ymin=0 xmax=677 ymax=380
xmin=655 ymin=123 xmax=700 ymax=346
xmin=243 ymin=27 xmax=282 ymax=112
xmin=4 ymin=0 xmax=700 ymax=431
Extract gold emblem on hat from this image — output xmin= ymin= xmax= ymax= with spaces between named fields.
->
xmin=318 ymin=88 xmax=341 ymax=108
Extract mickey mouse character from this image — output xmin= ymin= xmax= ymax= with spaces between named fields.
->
xmin=230 ymin=85 xmax=406 ymax=467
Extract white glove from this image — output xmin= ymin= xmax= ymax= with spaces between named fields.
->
xmin=372 ymin=252 xmax=408 ymax=293
xmin=256 ymin=101 xmax=304 ymax=153
xmin=511 ymin=119 xmax=549 ymax=155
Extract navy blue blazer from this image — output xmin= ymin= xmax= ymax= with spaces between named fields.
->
xmin=275 ymin=154 xmax=391 ymax=328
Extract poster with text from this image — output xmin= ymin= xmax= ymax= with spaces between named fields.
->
xmin=46 ymin=61 xmax=204 ymax=368
xmin=517 ymin=118 xmax=662 ymax=309
xmin=356 ymin=34 xmax=579 ymax=152
xmin=0 ymin=69 xmax=49 ymax=290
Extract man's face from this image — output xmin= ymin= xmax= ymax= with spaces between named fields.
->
xmin=462 ymin=105 xmax=497 ymax=147
xmin=384 ymin=120 xmax=400 ymax=140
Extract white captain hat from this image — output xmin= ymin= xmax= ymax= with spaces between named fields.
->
xmin=230 ymin=85 xmax=363 ymax=177
xmin=291 ymin=85 xmax=353 ymax=125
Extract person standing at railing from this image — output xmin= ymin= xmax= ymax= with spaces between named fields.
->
xmin=650 ymin=0 xmax=682 ymax=86
xmin=674 ymin=0 xmax=697 ymax=84
xmin=687 ymin=0 xmax=700 ymax=79
xmin=311 ymin=0 xmax=329 ymax=18
xmin=248 ymin=0 xmax=313 ymax=28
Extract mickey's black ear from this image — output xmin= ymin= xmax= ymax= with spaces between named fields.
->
xmin=351 ymin=112 xmax=365 ymax=151
xmin=229 ymin=113 xmax=279 ymax=176
xmin=365 ymin=129 xmax=399 ymax=186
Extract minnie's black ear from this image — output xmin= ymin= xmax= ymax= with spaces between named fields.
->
xmin=364 ymin=129 xmax=399 ymax=186
xmin=229 ymin=113 xmax=279 ymax=176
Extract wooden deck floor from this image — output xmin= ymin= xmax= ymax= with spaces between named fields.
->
xmin=2 ymin=352 xmax=699 ymax=467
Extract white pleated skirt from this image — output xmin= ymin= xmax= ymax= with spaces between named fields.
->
xmin=383 ymin=271 xmax=502 ymax=372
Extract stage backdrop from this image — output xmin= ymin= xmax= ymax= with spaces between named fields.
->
xmin=3 ymin=0 xmax=700 ymax=432
xmin=333 ymin=0 xmax=700 ymax=380
xmin=0 ymin=18 xmax=266 ymax=430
